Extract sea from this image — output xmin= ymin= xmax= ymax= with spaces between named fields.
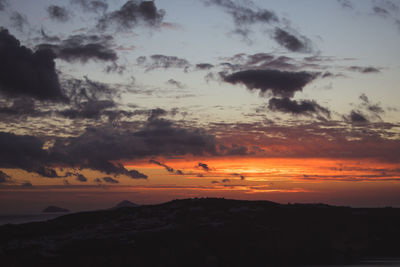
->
xmin=0 ymin=213 xmax=67 ymax=226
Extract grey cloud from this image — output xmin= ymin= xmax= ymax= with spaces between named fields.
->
xmin=348 ymin=66 xmax=380 ymax=73
xmin=166 ymin=79 xmax=185 ymax=89
xmin=10 ymin=12 xmax=29 ymax=32
xmin=38 ymin=34 xmax=117 ymax=63
xmin=76 ymin=174 xmax=88 ymax=182
xmin=105 ymin=62 xmax=126 ymax=74
xmin=196 ymin=63 xmax=214 ymax=70
xmin=149 ymin=159 xmax=184 ymax=175
xmin=47 ymin=5 xmax=70 ymax=22
xmin=57 ymin=100 xmax=116 ymax=119
xmin=102 ymin=177 xmax=119 ymax=183
xmin=70 ymin=0 xmax=108 ymax=13
xmin=137 ymin=54 xmax=190 ymax=71
xmin=0 ymin=28 xmax=66 ymax=101
xmin=204 ymin=0 xmax=316 ymax=52
xmin=149 ymin=159 xmax=174 ymax=173
xmin=36 ymin=166 xmax=59 ymax=178
xmin=0 ymin=132 xmax=49 ymax=174
xmin=0 ymin=0 xmax=6 ymax=11
xmin=347 ymin=110 xmax=369 ymax=123
xmin=223 ymin=69 xmax=317 ymax=98
xmin=273 ymin=28 xmax=313 ymax=53
xmin=63 ymin=76 xmax=119 ymax=104
xmin=0 ymin=98 xmax=48 ymax=119
xmin=198 ymin=162 xmax=210 ymax=171
xmin=49 ymin=119 xmax=216 ymax=177
xmin=359 ymin=93 xmax=384 ymax=114
xmin=373 ymin=6 xmax=390 ymax=17
xmin=268 ymin=97 xmax=331 ymax=118
xmin=97 ymin=0 xmax=165 ymax=31
xmin=21 ymin=182 xmax=33 ymax=187
xmin=0 ymin=170 xmax=11 ymax=183
xmin=204 ymin=0 xmax=278 ymax=37
xmin=40 ymin=29 xmax=61 ymax=42
xmin=337 ymin=0 xmax=353 ymax=9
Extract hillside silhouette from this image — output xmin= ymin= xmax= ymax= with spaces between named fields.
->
xmin=1 ymin=198 xmax=400 ymax=266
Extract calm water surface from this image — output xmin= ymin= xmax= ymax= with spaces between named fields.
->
xmin=0 ymin=213 xmax=67 ymax=225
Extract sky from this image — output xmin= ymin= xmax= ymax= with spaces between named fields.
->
xmin=1 ymin=0 xmax=400 ymax=213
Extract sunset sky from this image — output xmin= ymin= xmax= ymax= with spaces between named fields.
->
xmin=1 ymin=0 xmax=400 ymax=213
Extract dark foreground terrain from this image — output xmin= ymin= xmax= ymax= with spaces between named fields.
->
xmin=1 ymin=198 xmax=400 ymax=267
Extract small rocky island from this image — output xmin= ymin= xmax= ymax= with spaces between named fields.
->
xmin=42 ymin=206 xmax=70 ymax=213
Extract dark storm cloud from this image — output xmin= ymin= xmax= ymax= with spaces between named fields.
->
xmin=97 ymin=0 xmax=165 ymax=31
xmin=223 ymin=69 xmax=317 ymax=98
xmin=0 ymin=130 xmax=145 ymax=179
xmin=0 ymin=132 xmax=50 ymax=174
xmin=102 ymin=177 xmax=119 ymax=184
xmin=70 ymin=0 xmax=108 ymax=13
xmin=273 ymin=28 xmax=313 ymax=53
xmin=348 ymin=66 xmax=381 ymax=73
xmin=198 ymin=162 xmax=210 ymax=171
xmin=10 ymin=12 xmax=29 ymax=32
xmin=137 ymin=55 xmax=191 ymax=71
xmin=0 ymin=170 xmax=11 ymax=183
xmin=38 ymin=34 xmax=117 ymax=63
xmin=268 ymin=97 xmax=331 ymax=117
xmin=47 ymin=5 xmax=70 ymax=22
xmin=52 ymin=119 xmax=216 ymax=161
xmin=76 ymin=174 xmax=88 ymax=182
xmin=49 ymin=119 xmax=215 ymax=178
xmin=0 ymin=28 xmax=65 ymax=101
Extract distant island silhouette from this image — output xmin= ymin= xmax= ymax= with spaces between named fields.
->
xmin=113 ymin=200 xmax=139 ymax=209
xmin=1 ymin=198 xmax=400 ymax=266
xmin=42 ymin=206 xmax=70 ymax=213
